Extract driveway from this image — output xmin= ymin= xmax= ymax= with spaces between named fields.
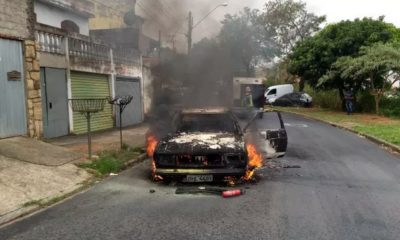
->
xmin=1 ymin=113 xmax=400 ymax=240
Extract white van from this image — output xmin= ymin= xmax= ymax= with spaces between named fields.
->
xmin=264 ymin=84 xmax=294 ymax=104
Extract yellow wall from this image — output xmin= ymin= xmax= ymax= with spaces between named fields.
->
xmin=89 ymin=0 xmax=134 ymax=29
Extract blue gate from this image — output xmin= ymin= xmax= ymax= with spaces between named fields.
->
xmin=0 ymin=39 xmax=27 ymax=138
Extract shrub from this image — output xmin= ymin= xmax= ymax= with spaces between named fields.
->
xmin=380 ymin=96 xmax=400 ymax=118
xmin=356 ymin=91 xmax=375 ymax=113
xmin=302 ymin=85 xmax=342 ymax=110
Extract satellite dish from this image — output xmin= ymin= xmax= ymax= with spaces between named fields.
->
xmin=124 ymin=9 xmax=136 ymax=26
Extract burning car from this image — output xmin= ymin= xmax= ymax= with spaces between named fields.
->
xmin=149 ymin=108 xmax=247 ymax=182
xmin=147 ymin=108 xmax=288 ymax=182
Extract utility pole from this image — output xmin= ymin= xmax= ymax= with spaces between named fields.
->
xmin=169 ymin=34 xmax=176 ymax=53
xmin=158 ymin=30 xmax=162 ymax=58
xmin=187 ymin=11 xmax=193 ymax=55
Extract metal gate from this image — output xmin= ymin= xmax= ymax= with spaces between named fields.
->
xmin=71 ymin=72 xmax=113 ymax=134
xmin=116 ymin=77 xmax=143 ymax=127
xmin=0 ymin=39 xmax=27 ymax=138
xmin=40 ymin=68 xmax=69 ymax=138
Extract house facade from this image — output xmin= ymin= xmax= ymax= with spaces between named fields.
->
xmin=0 ymin=0 xmax=144 ymax=139
xmin=0 ymin=0 xmax=41 ymax=138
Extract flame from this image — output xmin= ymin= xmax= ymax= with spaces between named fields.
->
xmin=146 ymin=134 xmax=158 ymax=157
xmin=147 ymin=134 xmax=163 ymax=181
xmin=243 ymin=144 xmax=263 ymax=181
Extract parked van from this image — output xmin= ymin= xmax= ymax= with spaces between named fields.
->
xmin=264 ymin=84 xmax=294 ymax=104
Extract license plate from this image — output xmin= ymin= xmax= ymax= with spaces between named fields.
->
xmin=184 ymin=175 xmax=213 ymax=182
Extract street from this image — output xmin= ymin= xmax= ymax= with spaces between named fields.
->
xmin=1 ymin=113 xmax=400 ymax=240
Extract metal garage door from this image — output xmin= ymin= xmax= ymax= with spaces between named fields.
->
xmin=71 ymin=72 xmax=113 ymax=134
xmin=115 ymin=77 xmax=143 ymax=127
xmin=40 ymin=68 xmax=69 ymax=138
xmin=0 ymin=39 xmax=27 ymax=138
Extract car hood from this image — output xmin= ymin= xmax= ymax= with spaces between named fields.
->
xmin=155 ymin=132 xmax=245 ymax=154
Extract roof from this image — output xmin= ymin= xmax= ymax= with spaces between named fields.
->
xmin=181 ymin=107 xmax=229 ymax=114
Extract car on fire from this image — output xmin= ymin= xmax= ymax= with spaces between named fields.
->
xmin=150 ymin=108 xmax=288 ymax=182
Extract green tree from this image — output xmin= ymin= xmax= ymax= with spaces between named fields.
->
xmin=327 ymin=43 xmax=400 ymax=113
xmin=288 ymin=17 xmax=400 ymax=95
xmin=259 ymin=0 xmax=326 ymax=56
xmin=219 ymin=8 xmax=269 ymax=77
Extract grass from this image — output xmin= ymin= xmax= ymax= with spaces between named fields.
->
xmin=272 ymin=106 xmax=400 ymax=147
xmin=353 ymin=125 xmax=400 ymax=145
xmin=79 ymin=145 xmax=145 ymax=177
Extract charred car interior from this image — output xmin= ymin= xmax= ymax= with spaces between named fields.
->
xmin=150 ymin=108 xmax=288 ymax=183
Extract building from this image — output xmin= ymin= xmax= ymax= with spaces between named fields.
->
xmin=0 ymin=0 xmax=144 ymax=139
xmin=88 ymin=0 xmax=159 ymax=115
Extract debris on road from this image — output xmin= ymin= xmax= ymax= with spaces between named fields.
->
xmin=149 ymin=189 xmax=156 ymax=194
xmin=282 ymin=165 xmax=301 ymax=169
xmin=175 ymin=186 xmax=245 ymax=198
xmin=221 ymin=189 xmax=245 ymax=198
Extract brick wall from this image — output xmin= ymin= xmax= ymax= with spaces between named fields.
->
xmin=0 ymin=0 xmax=34 ymax=39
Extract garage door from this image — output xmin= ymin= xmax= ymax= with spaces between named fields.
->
xmin=71 ymin=72 xmax=113 ymax=134
xmin=0 ymin=39 xmax=27 ymax=138
xmin=116 ymin=77 xmax=143 ymax=127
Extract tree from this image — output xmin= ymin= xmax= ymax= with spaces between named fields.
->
xmin=219 ymin=8 xmax=268 ymax=77
xmin=288 ymin=17 xmax=400 ymax=94
xmin=258 ymin=0 xmax=326 ymax=56
xmin=327 ymin=43 xmax=400 ymax=113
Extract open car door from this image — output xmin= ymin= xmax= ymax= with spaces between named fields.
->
xmin=232 ymin=108 xmax=288 ymax=158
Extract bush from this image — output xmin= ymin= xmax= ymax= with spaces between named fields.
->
xmin=302 ymin=85 xmax=342 ymax=110
xmin=380 ymin=96 xmax=400 ymax=118
xmin=356 ymin=91 xmax=375 ymax=113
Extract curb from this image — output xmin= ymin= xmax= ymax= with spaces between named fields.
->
xmin=0 ymin=179 xmax=95 ymax=228
xmin=124 ymin=153 xmax=148 ymax=168
xmin=280 ymin=110 xmax=400 ymax=155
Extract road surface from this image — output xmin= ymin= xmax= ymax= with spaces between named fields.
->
xmin=1 ymin=113 xmax=400 ymax=240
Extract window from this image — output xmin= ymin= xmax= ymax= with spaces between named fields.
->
xmin=61 ymin=20 xmax=80 ymax=34
xmin=267 ymin=89 xmax=277 ymax=95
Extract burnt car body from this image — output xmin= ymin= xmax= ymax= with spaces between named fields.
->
xmin=152 ymin=108 xmax=288 ymax=182
xmin=153 ymin=108 xmax=247 ymax=182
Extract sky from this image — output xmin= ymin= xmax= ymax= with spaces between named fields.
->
xmin=193 ymin=0 xmax=400 ymax=46
xmin=137 ymin=0 xmax=400 ymax=50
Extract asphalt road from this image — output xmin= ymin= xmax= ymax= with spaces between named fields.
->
xmin=1 ymin=113 xmax=400 ymax=240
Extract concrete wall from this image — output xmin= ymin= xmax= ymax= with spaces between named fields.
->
xmin=34 ymin=1 xmax=89 ymax=35
xmin=0 ymin=0 xmax=34 ymax=39
xmin=142 ymin=65 xmax=153 ymax=115
xmin=89 ymin=0 xmax=136 ymax=30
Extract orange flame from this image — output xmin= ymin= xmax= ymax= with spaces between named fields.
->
xmin=147 ymin=134 xmax=163 ymax=181
xmin=146 ymin=135 xmax=158 ymax=157
xmin=243 ymin=144 xmax=263 ymax=181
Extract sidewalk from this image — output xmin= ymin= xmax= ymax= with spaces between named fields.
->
xmin=0 ymin=124 xmax=149 ymax=226
xmin=51 ymin=123 xmax=149 ymax=157
xmin=0 ymin=137 xmax=91 ymax=225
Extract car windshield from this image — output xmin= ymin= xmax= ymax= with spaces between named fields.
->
xmin=178 ymin=113 xmax=235 ymax=133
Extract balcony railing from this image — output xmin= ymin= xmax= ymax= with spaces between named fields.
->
xmin=34 ymin=23 xmax=140 ymax=66
xmin=68 ymin=37 xmax=110 ymax=61
xmin=113 ymin=48 xmax=141 ymax=65
xmin=35 ymin=24 xmax=66 ymax=54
